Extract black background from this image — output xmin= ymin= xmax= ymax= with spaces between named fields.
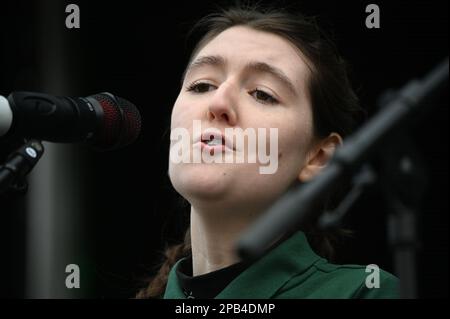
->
xmin=0 ymin=0 xmax=448 ymax=298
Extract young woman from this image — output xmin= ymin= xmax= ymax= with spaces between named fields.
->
xmin=137 ymin=5 xmax=398 ymax=299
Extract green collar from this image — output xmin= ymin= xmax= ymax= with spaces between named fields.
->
xmin=164 ymin=231 xmax=324 ymax=299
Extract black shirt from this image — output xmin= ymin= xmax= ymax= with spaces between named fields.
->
xmin=176 ymin=256 xmax=249 ymax=299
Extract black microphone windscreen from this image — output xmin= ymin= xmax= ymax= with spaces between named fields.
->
xmin=90 ymin=93 xmax=142 ymax=151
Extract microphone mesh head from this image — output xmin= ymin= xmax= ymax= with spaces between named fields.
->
xmin=116 ymin=96 xmax=142 ymax=144
xmin=91 ymin=93 xmax=142 ymax=150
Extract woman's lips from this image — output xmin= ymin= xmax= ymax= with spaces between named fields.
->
xmin=195 ymin=130 xmax=236 ymax=152
xmin=193 ymin=141 xmax=234 ymax=153
xmin=201 ymin=141 xmax=230 ymax=152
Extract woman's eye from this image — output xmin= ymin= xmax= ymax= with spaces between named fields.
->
xmin=186 ymin=82 xmax=216 ymax=93
xmin=250 ymin=89 xmax=278 ymax=105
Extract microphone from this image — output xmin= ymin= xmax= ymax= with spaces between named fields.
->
xmin=0 ymin=91 xmax=142 ymax=151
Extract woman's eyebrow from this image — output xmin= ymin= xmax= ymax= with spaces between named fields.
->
xmin=182 ymin=55 xmax=226 ymax=83
xmin=182 ymin=55 xmax=298 ymax=97
xmin=244 ymin=61 xmax=298 ymax=97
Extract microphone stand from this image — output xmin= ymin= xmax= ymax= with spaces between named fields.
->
xmin=236 ymin=57 xmax=448 ymax=298
xmin=0 ymin=140 xmax=44 ymax=195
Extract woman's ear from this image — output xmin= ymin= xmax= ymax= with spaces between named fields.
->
xmin=298 ymin=133 xmax=343 ymax=182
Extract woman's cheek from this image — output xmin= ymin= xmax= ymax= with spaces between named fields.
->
xmin=171 ymin=103 xmax=191 ymax=129
xmin=172 ymin=96 xmax=203 ymax=127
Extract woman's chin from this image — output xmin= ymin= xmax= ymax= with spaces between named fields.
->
xmin=170 ymin=163 xmax=234 ymax=200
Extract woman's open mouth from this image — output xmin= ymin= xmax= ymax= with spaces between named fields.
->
xmin=198 ymin=130 xmax=235 ymax=153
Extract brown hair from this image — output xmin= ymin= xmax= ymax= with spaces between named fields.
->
xmin=137 ymin=4 xmax=363 ymax=299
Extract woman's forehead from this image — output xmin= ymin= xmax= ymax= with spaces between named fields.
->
xmin=193 ymin=26 xmax=310 ymax=86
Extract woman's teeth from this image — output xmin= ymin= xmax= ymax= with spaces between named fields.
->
xmin=206 ymin=138 xmax=222 ymax=146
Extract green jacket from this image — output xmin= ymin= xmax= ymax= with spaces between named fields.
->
xmin=164 ymin=231 xmax=399 ymax=299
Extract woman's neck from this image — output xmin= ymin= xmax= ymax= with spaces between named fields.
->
xmin=189 ymin=205 xmax=256 ymax=276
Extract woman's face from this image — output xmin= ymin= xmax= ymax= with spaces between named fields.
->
xmin=169 ymin=26 xmax=315 ymax=214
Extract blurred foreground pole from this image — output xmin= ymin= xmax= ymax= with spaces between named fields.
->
xmin=26 ymin=0 xmax=84 ymax=298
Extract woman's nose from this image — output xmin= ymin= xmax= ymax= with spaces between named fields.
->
xmin=206 ymin=83 xmax=237 ymax=126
